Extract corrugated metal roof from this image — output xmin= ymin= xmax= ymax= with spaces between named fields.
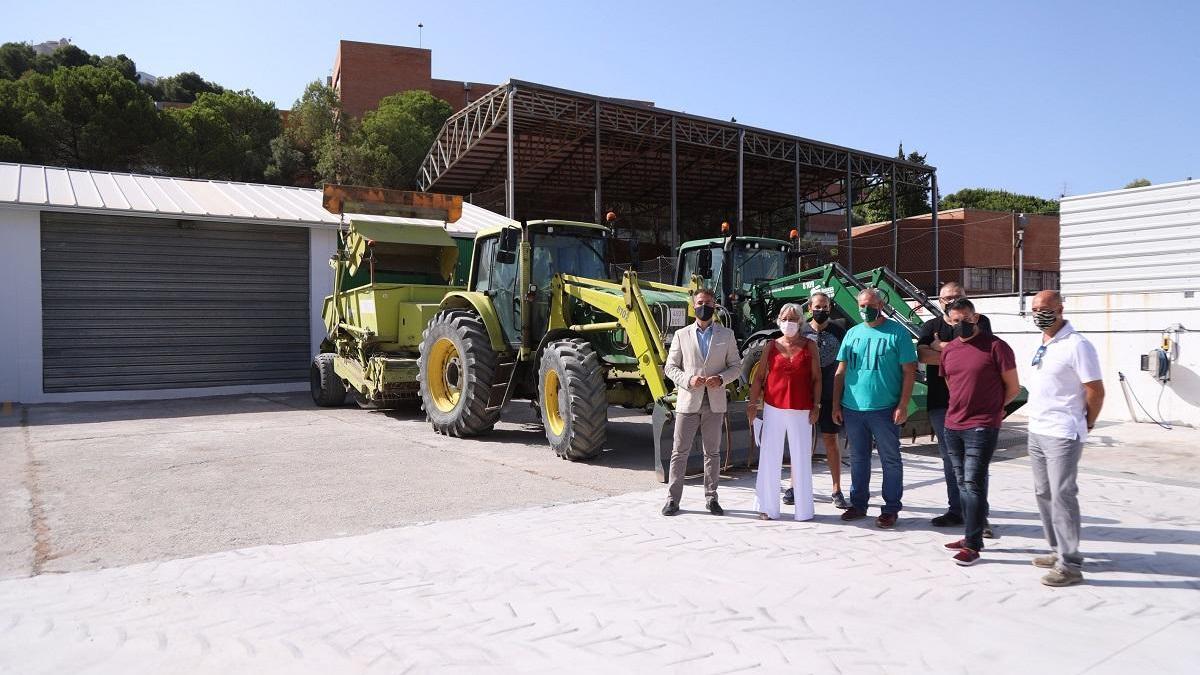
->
xmin=0 ymin=162 xmax=515 ymax=235
xmin=1059 ymin=178 xmax=1200 ymax=295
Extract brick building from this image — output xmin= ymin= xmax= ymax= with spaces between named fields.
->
xmin=330 ymin=40 xmax=495 ymax=119
xmin=839 ymin=208 xmax=1060 ymax=295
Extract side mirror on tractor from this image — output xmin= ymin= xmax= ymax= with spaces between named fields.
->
xmin=497 ymin=227 xmax=520 ymax=264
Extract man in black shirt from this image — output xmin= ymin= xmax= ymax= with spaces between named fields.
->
xmin=918 ymin=282 xmax=993 ymax=535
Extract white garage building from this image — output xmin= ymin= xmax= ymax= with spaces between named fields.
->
xmin=0 ymin=163 xmax=510 ymax=404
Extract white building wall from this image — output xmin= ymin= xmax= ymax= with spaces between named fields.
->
xmin=309 ymin=228 xmax=338 ymax=357
xmin=966 ymin=292 xmax=1200 ymax=429
xmin=0 ymin=208 xmax=42 ymax=404
xmin=1059 ymin=179 xmax=1200 ymax=295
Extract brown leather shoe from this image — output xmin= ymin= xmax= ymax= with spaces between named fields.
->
xmin=840 ymin=507 xmax=867 ymax=521
xmin=876 ymin=513 xmax=898 ymax=529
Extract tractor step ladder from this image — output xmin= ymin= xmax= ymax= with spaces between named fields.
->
xmin=486 ymin=359 xmax=518 ymax=411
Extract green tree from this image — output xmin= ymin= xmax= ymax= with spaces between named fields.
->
xmin=851 ymin=145 xmax=932 ymax=224
xmin=0 ymin=77 xmax=55 ymax=161
xmin=939 ymin=187 xmax=1059 ymax=214
xmin=265 ymin=80 xmax=342 ymax=186
xmin=32 ymin=65 xmax=160 ymax=170
xmin=156 ymin=90 xmax=281 ymax=181
xmin=0 ymin=43 xmax=39 ymax=79
xmin=1123 ymin=178 xmax=1151 ymax=189
xmin=343 ymin=90 xmax=452 ymax=188
xmin=155 ymin=71 xmax=225 ymax=103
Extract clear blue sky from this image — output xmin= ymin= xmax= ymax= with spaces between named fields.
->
xmin=9 ymin=1 xmax=1199 ymax=198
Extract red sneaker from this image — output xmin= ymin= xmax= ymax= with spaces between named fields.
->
xmin=943 ymin=539 xmax=967 ymax=550
xmin=953 ymin=548 xmax=980 ymax=566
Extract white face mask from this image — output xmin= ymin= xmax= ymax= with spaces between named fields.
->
xmin=779 ymin=320 xmax=801 ymax=337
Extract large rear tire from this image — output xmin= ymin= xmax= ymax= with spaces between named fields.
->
xmin=538 ymin=338 xmax=607 ymax=460
xmin=310 ymin=353 xmax=347 ymax=407
xmin=418 ymin=310 xmax=501 ymax=436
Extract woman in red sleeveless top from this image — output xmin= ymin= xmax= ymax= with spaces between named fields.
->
xmin=747 ymin=303 xmax=821 ymax=520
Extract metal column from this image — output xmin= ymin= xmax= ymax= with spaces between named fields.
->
xmin=505 ymin=86 xmax=515 ymax=219
xmin=594 ymin=101 xmax=602 ymax=224
xmin=891 ymin=164 xmax=898 ymax=272
xmin=845 ymin=153 xmax=853 ymax=274
xmin=670 ymin=117 xmax=678 ymax=249
xmin=931 ymin=171 xmax=940 ymax=290
xmin=736 ymin=128 xmax=745 ymax=236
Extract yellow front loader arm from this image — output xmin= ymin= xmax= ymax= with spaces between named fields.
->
xmin=550 ymin=271 xmax=686 ymax=402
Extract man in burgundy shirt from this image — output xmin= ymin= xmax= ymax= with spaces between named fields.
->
xmin=939 ymin=298 xmax=1020 ymax=566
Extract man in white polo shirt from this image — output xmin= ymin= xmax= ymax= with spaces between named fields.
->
xmin=1025 ymin=290 xmax=1105 ymax=587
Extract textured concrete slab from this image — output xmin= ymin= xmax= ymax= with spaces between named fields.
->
xmin=0 ymin=447 xmax=1197 ymax=673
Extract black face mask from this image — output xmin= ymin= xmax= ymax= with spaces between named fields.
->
xmin=695 ymin=304 xmax=715 ymax=321
xmin=810 ymin=309 xmax=829 ymax=324
xmin=954 ymin=321 xmax=976 ymax=340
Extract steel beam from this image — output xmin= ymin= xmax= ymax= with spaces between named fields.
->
xmin=891 ymin=164 xmax=898 ymax=272
xmin=931 ymin=171 xmax=940 ymax=290
xmin=506 ymin=86 xmax=515 ymax=219
xmin=670 ymin=117 xmax=678 ymax=248
xmin=594 ymin=100 xmax=602 ymax=223
xmin=737 ymin=128 xmax=745 ymax=236
xmin=845 ymin=152 xmax=853 ymax=274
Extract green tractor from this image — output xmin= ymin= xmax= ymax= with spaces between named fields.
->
xmin=676 ymin=233 xmax=1026 ymax=435
xmin=310 ymin=185 xmax=478 ymax=408
xmin=418 ymin=219 xmax=697 ymax=460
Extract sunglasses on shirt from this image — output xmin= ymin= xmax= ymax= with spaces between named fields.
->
xmin=1032 ymin=344 xmax=1048 ymax=367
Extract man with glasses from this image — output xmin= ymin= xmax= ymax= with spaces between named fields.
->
xmin=1026 ymin=290 xmax=1105 ymax=587
xmin=917 ymin=282 xmax=995 ymax=535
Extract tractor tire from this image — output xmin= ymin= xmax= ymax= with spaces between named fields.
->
xmin=418 ymin=310 xmax=501 ymax=437
xmin=310 ymin=353 xmax=347 ymax=407
xmin=740 ymin=339 xmax=769 ymax=387
xmin=538 ymin=338 xmax=607 ymax=461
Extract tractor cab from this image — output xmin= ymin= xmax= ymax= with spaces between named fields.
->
xmin=676 ymin=233 xmax=795 ymax=339
xmin=470 ymin=219 xmax=610 ymax=346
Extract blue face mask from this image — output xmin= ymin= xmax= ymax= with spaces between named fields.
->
xmin=859 ymin=306 xmax=880 ymax=323
xmin=695 ymin=304 xmax=715 ymax=321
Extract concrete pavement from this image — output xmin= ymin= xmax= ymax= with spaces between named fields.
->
xmin=1 ymin=441 xmax=1197 ymax=674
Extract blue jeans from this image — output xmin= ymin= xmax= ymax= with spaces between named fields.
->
xmin=929 ymin=408 xmax=962 ymax=517
xmin=843 ymin=408 xmax=903 ymax=514
xmin=944 ymin=426 xmax=1000 ymax=551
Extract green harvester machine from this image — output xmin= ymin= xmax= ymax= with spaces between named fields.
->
xmin=310 ymin=185 xmax=474 ymax=408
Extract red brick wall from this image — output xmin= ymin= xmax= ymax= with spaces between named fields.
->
xmin=332 ymin=41 xmax=495 ymax=119
xmin=836 ymin=208 xmax=1059 ymax=295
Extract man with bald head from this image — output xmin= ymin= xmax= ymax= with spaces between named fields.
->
xmin=1025 ymin=290 xmax=1105 ymax=587
xmin=832 ymin=288 xmax=917 ymax=528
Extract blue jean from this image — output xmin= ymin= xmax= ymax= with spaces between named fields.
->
xmin=944 ymin=426 xmax=1000 ymax=551
xmin=929 ymin=408 xmax=962 ymax=517
xmin=843 ymin=408 xmax=903 ymax=514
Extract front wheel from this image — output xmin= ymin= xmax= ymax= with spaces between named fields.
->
xmin=538 ymin=338 xmax=607 ymax=460
xmin=418 ymin=310 xmax=501 ymax=436
xmin=740 ymin=339 xmax=769 ymax=387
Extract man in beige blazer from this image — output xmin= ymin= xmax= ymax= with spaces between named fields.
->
xmin=662 ymin=288 xmax=742 ymax=516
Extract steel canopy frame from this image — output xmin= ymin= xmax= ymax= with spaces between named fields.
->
xmin=418 ymin=79 xmax=937 ymax=269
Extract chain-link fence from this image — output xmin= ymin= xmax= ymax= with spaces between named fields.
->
xmin=609 ymin=256 xmax=678 ymax=285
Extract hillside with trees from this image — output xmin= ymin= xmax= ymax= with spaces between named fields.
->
xmin=0 ymin=40 xmax=451 ymax=188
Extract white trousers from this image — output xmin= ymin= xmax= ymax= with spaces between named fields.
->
xmin=754 ymin=403 xmax=814 ymax=521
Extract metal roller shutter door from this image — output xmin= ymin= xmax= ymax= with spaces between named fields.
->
xmin=41 ymin=213 xmax=311 ymax=392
